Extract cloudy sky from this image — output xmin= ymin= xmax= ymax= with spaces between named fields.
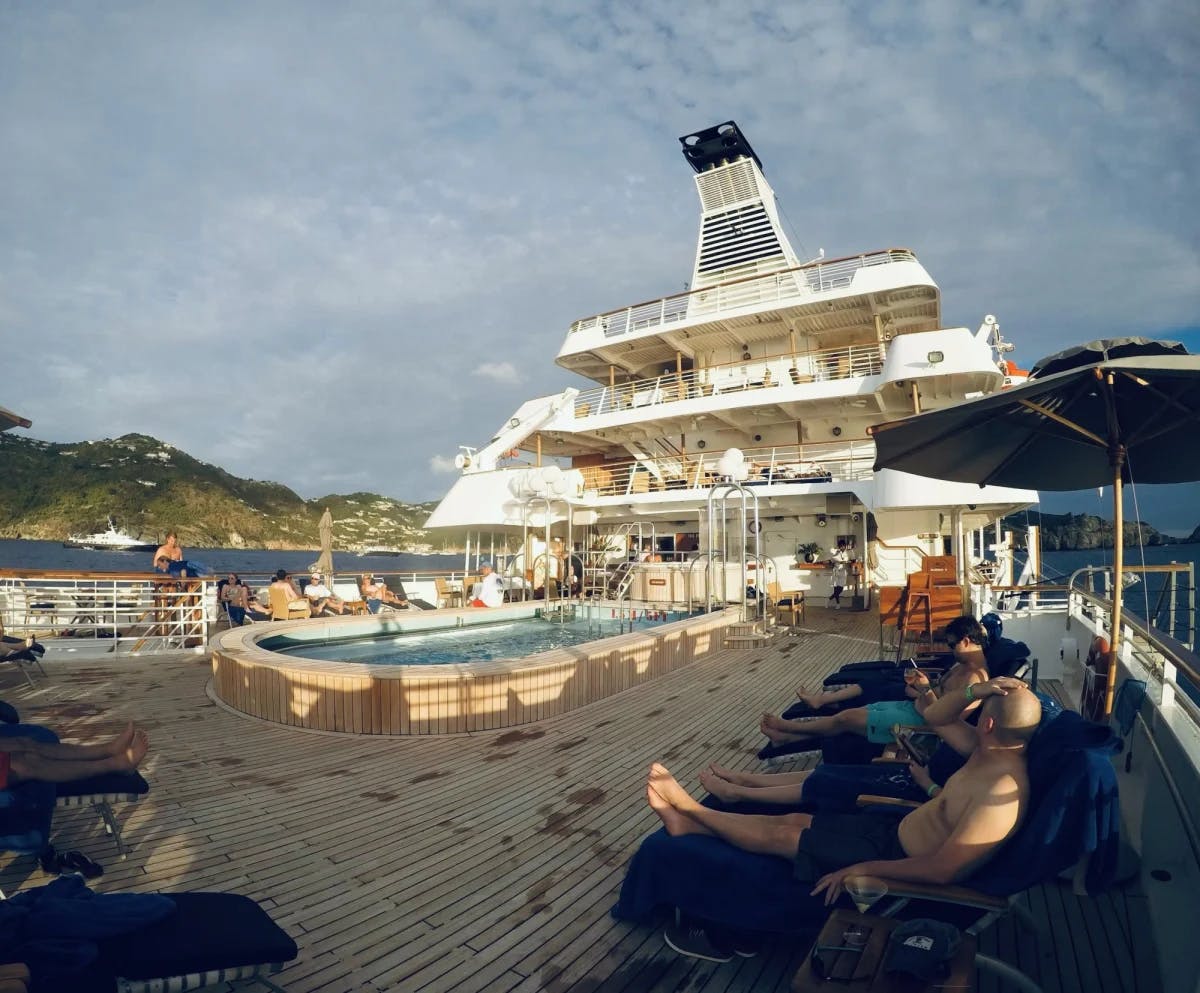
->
xmin=2 ymin=2 xmax=1198 ymax=525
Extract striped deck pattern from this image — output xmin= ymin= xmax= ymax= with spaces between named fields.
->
xmin=0 ymin=610 xmax=1159 ymax=992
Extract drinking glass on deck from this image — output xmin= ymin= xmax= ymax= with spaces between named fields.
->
xmin=844 ymin=876 xmax=889 ymax=915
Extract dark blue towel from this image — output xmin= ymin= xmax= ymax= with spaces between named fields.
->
xmin=984 ymin=638 xmax=1031 ymax=678
xmin=976 ymin=708 xmax=1120 ymax=897
xmin=611 ymin=828 xmax=836 ymax=934
xmin=0 ymin=876 xmax=176 ymax=987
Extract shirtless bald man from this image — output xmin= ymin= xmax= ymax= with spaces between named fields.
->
xmin=646 ymin=682 xmax=1041 ymax=905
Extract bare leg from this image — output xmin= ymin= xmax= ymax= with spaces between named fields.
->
xmin=9 ymin=729 xmax=148 ymax=785
xmin=796 ymin=684 xmax=862 ymax=708
xmin=760 ymin=708 xmax=869 ymax=743
xmin=20 ymin=722 xmax=135 ymax=761
xmin=699 ymin=768 xmax=807 ymax=806
xmin=707 ymin=763 xmax=815 ymax=789
xmin=649 ymin=764 xmax=811 ymax=860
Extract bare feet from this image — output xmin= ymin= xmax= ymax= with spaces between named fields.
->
xmin=698 ymin=768 xmax=741 ymax=802
xmin=647 ymin=763 xmax=700 ymax=813
xmin=109 ymin=722 xmax=135 ymax=756
xmin=123 ymin=729 xmax=150 ymax=769
xmin=759 ymin=713 xmax=794 ymax=745
xmin=795 ymin=686 xmax=824 ymax=708
xmin=706 ymin=762 xmax=743 ymax=785
xmin=646 ymin=766 xmax=707 ymax=837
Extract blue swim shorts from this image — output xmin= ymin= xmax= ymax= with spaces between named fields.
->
xmin=865 ymin=699 xmax=924 ymax=743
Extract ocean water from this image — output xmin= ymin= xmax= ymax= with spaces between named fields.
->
xmin=1038 ymin=545 xmax=1200 ymax=642
xmin=0 ymin=538 xmax=465 ymax=579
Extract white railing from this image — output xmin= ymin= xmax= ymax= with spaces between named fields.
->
xmin=575 ymin=440 xmax=875 ymax=498
xmin=568 ymin=249 xmax=917 ymax=339
xmin=0 ymin=574 xmax=218 ymax=653
xmin=571 ymin=343 xmax=883 ymax=420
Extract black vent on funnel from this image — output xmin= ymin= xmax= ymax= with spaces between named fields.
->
xmin=679 ymin=121 xmax=762 ymax=174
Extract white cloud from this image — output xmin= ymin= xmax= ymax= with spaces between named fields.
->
xmin=429 ymin=454 xmax=459 ymax=475
xmin=472 ymin=362 xmax=521 ymax=385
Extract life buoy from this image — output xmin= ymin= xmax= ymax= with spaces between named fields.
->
xmin=1080 ymin=635 xmax=1112 ymax=721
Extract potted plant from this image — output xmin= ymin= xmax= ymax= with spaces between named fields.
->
xmin=798 ymin=541 xmax=822 ymax=564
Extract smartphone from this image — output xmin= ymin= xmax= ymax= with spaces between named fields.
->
xmin=894 ymin=727 xmax=940 ymax=765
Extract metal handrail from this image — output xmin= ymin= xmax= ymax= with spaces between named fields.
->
xmin=576 ymin=440 xmax=874 ymax=498
xmin=567 ymin=249 xmax=918 ymax=338
xmin=570 ymin=342 xmax=884 ymax=418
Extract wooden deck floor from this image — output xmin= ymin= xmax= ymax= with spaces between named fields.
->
xmin=0 ymin=610 xmax=1159 ymax=992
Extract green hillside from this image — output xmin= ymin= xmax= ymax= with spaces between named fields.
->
xmin=1001 ymin=510 xmax=1186 ymax=551
xmin=0 ymin=433 xmax=456 ymax=551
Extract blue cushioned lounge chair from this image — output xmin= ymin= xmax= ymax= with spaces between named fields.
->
xmin=612 ymin=707 xmax=1120 ymax=957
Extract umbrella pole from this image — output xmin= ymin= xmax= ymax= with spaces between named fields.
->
xmin=1103 ymin=460 xmax=1124 ymax=718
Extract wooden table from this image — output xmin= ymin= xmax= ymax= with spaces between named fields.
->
xmin=791 ymin=908 xmax=975 ymax=991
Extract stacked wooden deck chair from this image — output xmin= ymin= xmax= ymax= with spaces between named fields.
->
xmin=612 ymin=703 xmax=1121 ymax=984
xmin=0 ymin=878 xmax=297 ymax=993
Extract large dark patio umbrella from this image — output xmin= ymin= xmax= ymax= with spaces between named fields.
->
xmin=868 ymin=339 xmax=1200 ymax=716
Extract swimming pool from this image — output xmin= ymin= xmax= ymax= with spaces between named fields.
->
xmin=210 ymin=603 xmax=741 ymax=735
xmin=263 ymin=608 xmax=693 ymax=666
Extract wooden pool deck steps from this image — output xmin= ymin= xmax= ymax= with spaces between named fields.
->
xmin=0 ymin=608 xmax=1158 ymax=992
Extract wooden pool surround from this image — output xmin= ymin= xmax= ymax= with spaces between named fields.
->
xmin=210 ymin=605 xmax=741 ymax=735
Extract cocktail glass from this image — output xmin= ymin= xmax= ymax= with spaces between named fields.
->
xmin=844 ymin=876 xmax=889 ymax=915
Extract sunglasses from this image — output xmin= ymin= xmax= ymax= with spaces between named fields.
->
xmin=810 ymin=944 xmax=864 ymax=982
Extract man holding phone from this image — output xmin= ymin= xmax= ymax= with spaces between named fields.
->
xmin=759 ymin=615 xmax=990 ymax=748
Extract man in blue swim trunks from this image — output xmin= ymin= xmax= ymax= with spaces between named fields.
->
xmin=759 ymin=615 xmax=989 ymax=748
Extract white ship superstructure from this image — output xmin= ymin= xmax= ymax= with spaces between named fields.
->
xmin=427 ymin=122 xmax=1036 ymax=594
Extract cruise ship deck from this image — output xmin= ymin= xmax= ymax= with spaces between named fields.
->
xmin=0 ymin=610 xmax=1160 ymax=993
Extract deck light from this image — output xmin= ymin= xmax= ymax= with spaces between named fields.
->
xmin=927 ymin=350 xmax=945 ymax=364
xmin=816 ymin=514 xmax=828 ymax=527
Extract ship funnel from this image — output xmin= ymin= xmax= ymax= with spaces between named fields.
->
xmin=679 ymin=122 xmax=800 ymax=292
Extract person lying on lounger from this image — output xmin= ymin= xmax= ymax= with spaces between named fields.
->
xmin=645 ymin=682 xmax=1041 ymax=909
xmin=361 ymin=574 xmax=408 ymax=611
xmin=1 ymin=620 xmax=46 ymax=664
xmin=0 ymin=722 xmax=149 ymax=787
xmin=759 ymin=615 xmax=990 ymax=748
xmin=700 ymin=675 xmax=1031 ymax=810
xmin=303 ymin=573 xmax=350 ymax=615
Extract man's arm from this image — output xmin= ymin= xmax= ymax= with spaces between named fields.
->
xmin=812 ymin=778 xmax=1021 ymax=903
xmin=916 ymin=670 xmax=987 ymax=725
xmin=929 ymin=720 xmax=977 ymax=757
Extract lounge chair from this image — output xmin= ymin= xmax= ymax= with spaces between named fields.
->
xmin=1 ymin=878 xmax=297 ymax=993
xmin=612 ymin=705 xmax=1120 ymax=942
xmin=267 ymin=586 xmax=311 ymax=620
xmin=332 ymin=580 xmax=369 ymax=614
xmin=0 ymin=624 xmax=46 ymax=688
xmin=0 ymin=721 xmax=147 ymax=860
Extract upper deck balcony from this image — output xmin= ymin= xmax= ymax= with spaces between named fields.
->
xmin=569 ymin=340 xmax=883 ymax=424
xmin=557 ymin=249 xmax=937 ymax=380
xmin=572 ymin=440 xmax=876 ymax=500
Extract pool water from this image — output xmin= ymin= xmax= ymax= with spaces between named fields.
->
xmin=270 ymin=609 xmax=692 ymax=666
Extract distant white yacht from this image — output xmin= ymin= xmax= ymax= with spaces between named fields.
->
xmin=63 ymin=516 xmax=157 ymax=552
